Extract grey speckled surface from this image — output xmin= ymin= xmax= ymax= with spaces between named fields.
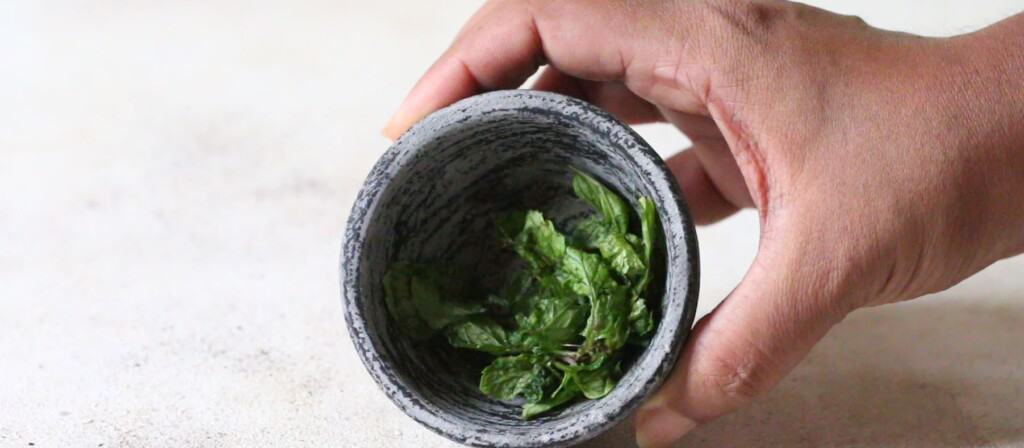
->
xmin=1 ymin=1 xmax=1023 ymax=447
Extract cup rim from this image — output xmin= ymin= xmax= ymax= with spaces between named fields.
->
xmin=342 ymin=89 xmax=700 ymax=447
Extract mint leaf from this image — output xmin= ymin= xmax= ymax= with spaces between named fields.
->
xmin=572 ymin=217 xmax=644 ymax=279
xmin=625 ymin=233 xmax=642 ymax=249
xmin=480 ymin=354 xmax=554 ymax=403
xmin=521 ymin=372 xmax=580 ymax=419
xmin=382 ymin=265 xmax=434 ymax=339
xmin=570 ymin=216 xmax=606 ymax=249
xmin=571 ymin=168 xmax=630 ymax=234
xmin=638 ymin=197 xmax=659 ymax=266
xmin=512 ymin=211 xmax=567 ymax=272
xmin=573 ymin=361 xmax=619 ymax=399
xmin=581 ymin=285 xmax=631 ymax=356
xmin=496 ymin=210 xmax=527 ymax=241
xmin=596 ymin=232 xmax=645 ymax=279
xmin=556 ymin=247 xmax=614 ymax=299
xmin=446 ymin=317 xmax=518 ymax=355
xmin=410 ymin=274 xmax=485 ymax=330
xmin=486 ymin=271 xmax=534 ymax=316
xmin=627 ymin=296 xmax=655 ymax=337
xmin=627 ymin=197 xmax=660 ymax=338
xmin=383 ymin=264 xmax=485 ymax=336
xmin=514 ymin=295 xmax=587 ymax=351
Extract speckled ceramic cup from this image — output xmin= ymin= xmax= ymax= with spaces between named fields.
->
xmin=342 ymin=90 xmax=699 ymax=447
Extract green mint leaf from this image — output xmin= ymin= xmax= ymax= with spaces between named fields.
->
xmin=627 ymin=197 xmax=660 ymax=338
xmin=496 ymin=210 xmax=527 ymax=241
xmin=480 ymin=354 xmax=554 ymax=403
xmin=383 ymin=264 xmax=485 ymax=337
xmin=570 ymin=216 xmax=606 ymax=249
xmin=573 ymin=362 xmax=619 ymax=399
xmin=625 ymin=233 xmax=642 ymax=249
xmin=513 ymin=295 xmax=587 ymax=351
xmin=512 ymin=211 xmax=567 ymax=272
xmin=409 ymin=273 xmax=485 ymax=330
xmin=534 ymin=271 xmax=579 ymax=304
xmin=487 ymin=271 xmax=535 ymax=315
xmin=581 ymin=285 xmax=631 ymax=356
xmin=556 ymin=247 xmax=614 ymax=300
xmin=572 ymin=217 xmax=644 ymax=279
xmin=571 ymin=169 xmax=630 ymax=234
xmin=445 ymin=317 xmax=518 ymax=355
xmin=382 ymin=265 xmax=434 ymax=339
xmin=596 ymin=232 xmax=645 ymax=279
xmin=638 ymin=197 xmax=659 ymax=265
xmin=521 ymin=373 xmax=581 ymax=419
xmin=627 ymin=296 xmax=655 ymax=337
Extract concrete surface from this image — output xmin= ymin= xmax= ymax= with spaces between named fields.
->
xmin=1 ymin=1 xmax=1021 ymax=447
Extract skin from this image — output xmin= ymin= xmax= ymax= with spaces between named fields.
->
xmin=382 ymin=1 xmax=1024 ymax=446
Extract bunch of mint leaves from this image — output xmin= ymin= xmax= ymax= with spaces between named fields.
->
xmin=383 ymin=169 xmax=660 ymax=419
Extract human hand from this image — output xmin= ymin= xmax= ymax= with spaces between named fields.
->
xmin=382 ymin=1 xmax=1024 ymax=446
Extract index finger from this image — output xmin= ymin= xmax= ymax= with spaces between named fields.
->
xmin=382 ymin=0 xmax=649 ymax=139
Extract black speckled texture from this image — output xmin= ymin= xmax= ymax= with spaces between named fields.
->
xmin=342 ymin=90 xmax=699 ymax=447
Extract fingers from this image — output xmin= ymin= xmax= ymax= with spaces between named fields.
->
xmin=665 ymin=115 xmax=757 ymax=225
xmin=531 ymin=67 xmax=664 ymax=125
xmin=665 ymin=150 xmax=739 ymax=225
xmin=529 ymin=68 xmax=748 ymax=227
xmin=635 ymin=227 xmax=852 ymax=447
xmin=662 ymin=109 xmax=755 ymax=210
xmin=382 ymin=2 xmax=544 ymax=138
xmin=383 ymin=0 xmax=710 ymax=139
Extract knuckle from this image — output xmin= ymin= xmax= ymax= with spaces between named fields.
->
xmin=842 ymin=12 xmax=869 ymax=27
xmin=700 ymin=347 xmax=771 ymax=403
xmin=697 ymin=0 xmax=797 ymax=38
xmin=708 ymin=361 xmax=762 ymax=402
xmin=682 ymin=0 xmax=803 ymax=97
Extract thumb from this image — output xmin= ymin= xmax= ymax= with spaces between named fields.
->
xmin=635 ymin=223 xmax=853 ymax=447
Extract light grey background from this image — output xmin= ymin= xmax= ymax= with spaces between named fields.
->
xmin=1 ymin=1 xmax=1022 ymax=447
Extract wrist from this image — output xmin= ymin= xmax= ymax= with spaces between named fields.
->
xmin=944 ymin=17 xmax=1024 ymax=258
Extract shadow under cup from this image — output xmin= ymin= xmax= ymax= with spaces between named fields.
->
xmin=343 ymin=91 xmax=699 ymax=447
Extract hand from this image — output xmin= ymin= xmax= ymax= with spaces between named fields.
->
xmin=382 ymin=1 xmax=1024 ymax=446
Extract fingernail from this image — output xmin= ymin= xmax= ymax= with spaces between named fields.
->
xmin=382 ymin=90 xmax=424 ymax=140
xmin=635 ymin=404 xmax=697 ymax=448
xmin=382 ymin=107 xmax=424 ymax=140
xmin=381 ymin=114 xmax=403 ymax=140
